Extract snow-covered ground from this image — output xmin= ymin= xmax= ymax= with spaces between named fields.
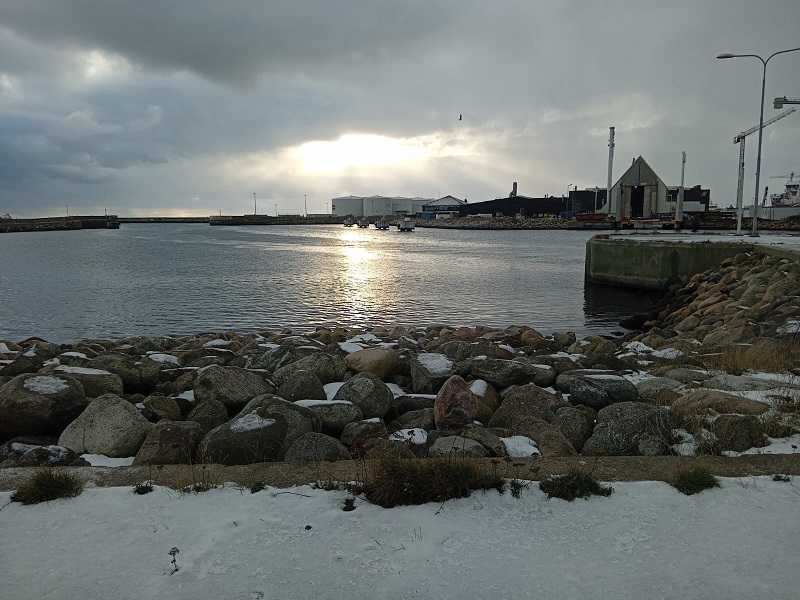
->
xmin=2 ymin=476 xmax=798 ymax=600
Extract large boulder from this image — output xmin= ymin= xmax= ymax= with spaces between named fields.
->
xmin=44 ymin=365 xmax=124 ymax=398
xmin=273 ymin=353 xmax=347 ymax=386
xmin=197 ymin=408 xmax=288 ymax=465
xmin=294 ymin=400 xmax=363 ymax=436
xmin=461 ymin=426 xmax=507 ymax=457
xmin=0 ymin=374 xmax=88 ymax=442
xmin=332 ymin=372 xmax=394 ymax=419
xmin=13 ymin=445 xmax=90 ymax=467
xmin=239 ymin=395 xmax=322 ymax=460
xmin=58 ymin=393 xmax=153 ymax=457
xmin=187 ymin=399 xmax=230 ymax=435
xmin=427 ymin=435 xmax=488 ymax=458
xmin=469 ymin=379 xmax=501 ymax=413
xmin=284 ymin=432 xmax=351 ymax=463
xmin=193 ymin=366 xmax=274 ymax=413
xmin=90 ymin=354 xmax=161 ymax=394
xmin=582 ymin=402 xmax=678 ymax=456
xmin=487 ymin=384 xmax=557 ymax=429
xmin=340 ymin=419 xmax=388 ymax=447
xmin=434 ymin=375 xmax=491 ymax=430
xmin=277 ymin=370 xmax=326 ymax=402
xmin=409 ymin=353 xmax=456 ymax=394
xmin=711 ymin=415 xmax=767 ymax=452
xmin=345 ymin=347 xmax=399 ymax=379
xmin=671 ymin=389 xmax=770 ymax=418
xmin=142 ymin=395 xmax=182 ymax=422
xmin=462 ymin=358 xmax=554 ymax=389
xmin=133 ymin=421 xmax=204 ymax=465
xmin=552 ymin=406 xmax=595 ymax=453
xmin=568 ymin=374 xmax=638 ymax=410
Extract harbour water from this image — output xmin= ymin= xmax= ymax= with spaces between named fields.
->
xmin=0 ymin=224 xmax=659 ymax=344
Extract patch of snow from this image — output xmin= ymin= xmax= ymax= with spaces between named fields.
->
xmin=362 ymin=417 xmax=382 ymax=423
xmin=777 ymin=320 xmax=800 ymax=334
xmin=346 ymin=333 xmax=382 ymax=344
xmin=23 ymin=349 xmax=36 ymax=358
xmin=470 ymin=379 xmax=488 ymax=396
xmin=80 ymin=454 xmax=134 ymax=467
xmin=337 ymin=342 xmax=364 ymax=354
xmin=498 ymin=344 xmax=515 ymax=353
xmin=386 ymin=383 xmax=407 ymax=398
xmin=0 ymin=342 xmax=13 ymax=353
xmin=60 ymin=351 xmax=88 ymax=359
xmin=43 ymin=358 xmax=60 ymax=367
xmin=148 ymin=353 xmax=181 ymax=365
xmin=624 ymin=341 xmax=653 ymax=353
xmin=203 ymin=339 xmax=233 ymax=348
xmin=174 ymin=390 xmax=195 ymax=402
xmin=416 ymin=353 xmax=454 ymax=375
xmin=55 ymin=365 xmax=113 ymax=376
xmin=257 ymin=342 xmax=280 ymax=349
xmin=229 ymin=413 xmax=277 ymax=433
xmin=294 ymin=399 xmax=352 ymax=408
xmin=10 ymin=443 xmax=40 ymax=454
xmin=586 ymin=374 xmax=626 ymax=380
xmin=501 ymin=435 xmax=541 ymax=457
xmin=389 ymin=428 xmax=428 ymax=444
xmin=22 ymin=375 xmax=69 ymax=395
xmin=323 ymin=382 xmax=346 ymax=400
xmin=651 ymin=348 xmax=684 ymax=359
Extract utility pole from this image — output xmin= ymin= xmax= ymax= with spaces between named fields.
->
xmin=254 ymin=193 xmax=257 ymax=215
xmin=676 ymin=151 xmax=686 ymax=228
xmin=608 ymin=127 xmax=618 ymax=220
xmin=274 ymin=203 xmax=277 ymax=217
xmin=304 ymin=194 xmax=307 ymax=217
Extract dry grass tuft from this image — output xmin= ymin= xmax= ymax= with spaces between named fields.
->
xmin=11 ymin=470 xmax=84 ymax=505
xmin=363 ymin=458 xmax=504 ymax=508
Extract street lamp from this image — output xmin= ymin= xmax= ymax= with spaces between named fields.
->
xmin=717 ymin=47 xmax=800 ymax=237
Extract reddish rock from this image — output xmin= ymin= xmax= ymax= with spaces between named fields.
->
xmin=434 ymin=375 xmax=490 ymax=430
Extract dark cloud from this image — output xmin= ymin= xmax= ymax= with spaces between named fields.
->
xmin=0 ymin=0 xmax=799 ymax=217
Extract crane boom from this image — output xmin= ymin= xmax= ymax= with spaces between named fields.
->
xmin=734 ymin=108 xmax=795 ymax=143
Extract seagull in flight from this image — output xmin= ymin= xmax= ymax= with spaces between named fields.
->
xmin=459 ymin=114 xmax=462 ymax=121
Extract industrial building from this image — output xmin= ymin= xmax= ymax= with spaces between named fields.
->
xmin=330 ymin=195 xmax=433 ymax=217
xmin=599 ymin=156 xmax=710 ymax=218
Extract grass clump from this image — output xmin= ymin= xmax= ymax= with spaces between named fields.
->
xmin=11 ymin=470 xmax=84 ymax=505
xmin=363 ymin=458 xmax=504 ymax=508
xmin=538 ymin=468 xmax=613 ymax=501
xmin=671 ymin=466 xmax=720 ymax=495
xmin=248 ymin=480 xmax=266 ymax=494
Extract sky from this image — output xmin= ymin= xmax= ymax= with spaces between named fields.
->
xmin=2 ymin=476 xmax=799 ymax=599
xmin=1 ymin=0 xmax=799 ymax=218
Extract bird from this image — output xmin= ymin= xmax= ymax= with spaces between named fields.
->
xmin=459 ymin=114 xmax=462 ymax=121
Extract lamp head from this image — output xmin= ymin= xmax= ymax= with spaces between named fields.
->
xmin=716 ymin=53 xmax=735 ymax=59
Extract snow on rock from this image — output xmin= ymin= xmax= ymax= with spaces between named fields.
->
xmin=229 ymin=412 xmax=277 ymax=433
xmin=22 ymin=376 xmax=69 ymax=395
xmin=175 ymin=390 xmax=195 ymax=402
xmin=323 ymin=382 xmax=346 ymax=400
xmin=651 ymin=348 xmax=684 ymax=359
xmin=416 ymin=352 xmax=454 ymax=375
xmin=202 ymin=339 xmax=233 ymax=348
xmin=60 ymin=351 xmax=88 ymax=359
xmin=346 ymin=333 xmax=382 ymax=344
xmin=501 ymin=435 xmax=541 ymax=457
xmin=294 ymin=399 xmax=352 ymax=408
xmin=470 ymin=379 xmax=488 ymax=396
xmin=80 ymin=454 xmax=135 ymax=467
xmin=389 ymin=428 xmax=428 ymax=444
xmin=337 ymin=341 xmax=364 ymax=353
xmin=55 ymin=365 xmax=113 ymax=376
xmin=147 ymin=353 xmax=181 ymax=365
xmin=777 ymin=320 xmax=800 ymax=334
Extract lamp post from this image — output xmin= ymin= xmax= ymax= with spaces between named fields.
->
xmin=717 ymin=47 xmax=800 ymax=237
xmin=253 ymin=193 xmax=257 ymax=215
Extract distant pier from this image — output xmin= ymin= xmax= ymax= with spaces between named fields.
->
xmin=0 ymin=215 xmax=119 ymax=234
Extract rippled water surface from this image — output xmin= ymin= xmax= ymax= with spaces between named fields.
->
xmin=0 ymin=224 xmax=658 ymax=343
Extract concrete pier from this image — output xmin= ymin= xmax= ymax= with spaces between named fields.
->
xmin=0 ymin=215 xmax=119 ymax=233
xmin=585 ymin=233 xmax=800 ymax=291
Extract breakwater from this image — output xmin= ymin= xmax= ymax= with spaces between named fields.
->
xmin=585 ymin=235 xmax=800 ymax=290
xmin=0 ymin=215 xmax=119 ymax=233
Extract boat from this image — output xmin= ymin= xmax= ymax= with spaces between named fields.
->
xmin=358 ymin=216 xmax=370 ymax=228
xmin=757 ymin=172 xmax=800 ymax=220
xmin=398 ymin=216 xmax=415 ymax=232
xmin=343 ymin=215 xmax=354 ymax=227
xmin=375 ymin=216 xmax=389 ymax=230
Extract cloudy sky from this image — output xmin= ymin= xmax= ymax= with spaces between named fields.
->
xmin=1 ymin=1 xmax=799 ymax=218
